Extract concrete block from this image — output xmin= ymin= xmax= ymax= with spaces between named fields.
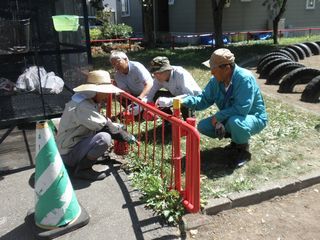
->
xmin=203 ymin=197 xmax=231 ymax=215
xmin=181 ymin=213 xmax=212 ymax=232
xmin=228 ymin=190 xmax=261 ymax=208
xmin=298 ymin=170 xmax=320 ymax=189
xmin=258 ymin=182 xmax=281 ymax=201
xmin=277 ymin=178 xmax=301 ymax=195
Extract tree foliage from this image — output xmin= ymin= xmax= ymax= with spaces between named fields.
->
xmin=263 ymin=0 xmax=288 ymax=44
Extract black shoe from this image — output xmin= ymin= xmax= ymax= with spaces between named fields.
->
xmin=233 ymin=149 xmax=251 ymax=167
xmin=73 ymin=168 xmax=107 ymax=181
xmin=226 ymin=143 xmax=251 ymax=168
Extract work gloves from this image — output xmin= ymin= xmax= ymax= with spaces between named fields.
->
xmin=127 ymin=102 xmax=142 ymax=116
xmin=126 ymin=97 xmax=147 ymax=116
xmin=100 ymin=121 xmax=137 ymax=144
xmin=215 ymin=122 xmax=226 ymax=140
xmin=156 ymin=97 xmax=173 ymax=108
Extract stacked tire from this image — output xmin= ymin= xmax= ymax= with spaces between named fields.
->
xmin=256 ymin=41 xmax=320 ymax=103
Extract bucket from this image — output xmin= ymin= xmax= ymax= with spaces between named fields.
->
xmin=52 ymin=15 xmax=79 ymax=32
xmin=122 ymin=111 xmax=134 ymax=125
xmin=113 ymin=140 xmax=129 ymax=155
xmin=142 ymin=102 xmax=158 ymax=121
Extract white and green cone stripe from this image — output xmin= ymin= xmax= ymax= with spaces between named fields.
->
xmin=35 ymin=121 xmax=81 ymax=229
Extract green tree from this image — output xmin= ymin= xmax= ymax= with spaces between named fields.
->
xmin=211 ymin=0 xmax=227 ymax=48
xmin=263 ymin=0 xmax=288 ymax=44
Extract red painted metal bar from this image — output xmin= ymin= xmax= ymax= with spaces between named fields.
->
xmin=90 ymin=37 xmax=143 ymax=44
xmin=107 ymin=91 xmax=201 ymax=213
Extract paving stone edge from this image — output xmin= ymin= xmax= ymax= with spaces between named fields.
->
xmin=181 ymin=169 xmax=320 ymax=233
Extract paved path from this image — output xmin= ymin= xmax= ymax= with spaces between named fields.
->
xmin=0 ymin=128 xmax=180 ymax=240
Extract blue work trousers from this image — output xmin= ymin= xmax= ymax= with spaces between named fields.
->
xmin=198 ymin=115 xmax=266 ymax=144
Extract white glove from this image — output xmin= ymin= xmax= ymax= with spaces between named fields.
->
xmin=127 ymin=102 xmax=142 ymax=116
xmin=156 ymin=97 xmax=174 ymax=108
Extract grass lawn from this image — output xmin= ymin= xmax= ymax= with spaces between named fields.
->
xmin=92 ymin=35 xmax=320 ymax=202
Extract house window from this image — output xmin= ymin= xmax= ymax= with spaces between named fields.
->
xmin=121 ymin=0 xmax=130 ymax=17
xmin=306 ymin=0 xmax=315 ymax=9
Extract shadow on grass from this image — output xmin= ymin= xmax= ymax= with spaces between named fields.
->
xmin=200 ymin=147 xmax=236 ymax=179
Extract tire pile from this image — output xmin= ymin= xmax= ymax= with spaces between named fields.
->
xmin=257 ymin=41 xmax=320 ymax=103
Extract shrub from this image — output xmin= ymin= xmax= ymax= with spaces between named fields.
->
xmin=89 ymin=28 xmax=102 ymax=40
xmin=101 ymin=23 xmax=133 ymax=39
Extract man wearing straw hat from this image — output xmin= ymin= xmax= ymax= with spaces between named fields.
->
xmin=56 ymin=70 xmax=136 ymax=181
xmin=182 ymin=48 xmax=268 ymax=168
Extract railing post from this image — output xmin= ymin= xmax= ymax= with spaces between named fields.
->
xmin=171 ymin=35 xmax=175 ymax=50
xmin=172 ymin=99 xmax=182 ymax=192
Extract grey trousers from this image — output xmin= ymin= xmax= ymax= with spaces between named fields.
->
xmin=61 ymin=132 xmax=112 ymax=167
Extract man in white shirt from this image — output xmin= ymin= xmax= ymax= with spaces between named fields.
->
xmin=147 ymin=56 xmax=201 ymax=120
xmin=110 ymin=51 xmax=153 ymax=100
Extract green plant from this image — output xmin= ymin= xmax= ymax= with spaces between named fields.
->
xmin=101 ymin=23 xmax=133 ymax=39
xmin=127 ymin=153 xmax=185 ymax=225
xmin=90 ymin=28 xmax=102 ymax=40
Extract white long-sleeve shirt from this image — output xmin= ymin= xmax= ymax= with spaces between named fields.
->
xmin=146 ymin=66 xmax=201 ymax=102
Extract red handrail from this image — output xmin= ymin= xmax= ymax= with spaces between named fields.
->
xmin=106 ymin=91 xmax=201 ymax=213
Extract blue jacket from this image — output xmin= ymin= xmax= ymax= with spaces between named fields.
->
xmin=182 ymin=64 xmax=268 ymax=124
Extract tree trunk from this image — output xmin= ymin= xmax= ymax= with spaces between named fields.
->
xmin=142 ymin=4 xmax=155 ymax=48
xmin=211 ymin=0 xmax=225 ymax=48
xmin=272 ymin=0 xmax=287 ymax=44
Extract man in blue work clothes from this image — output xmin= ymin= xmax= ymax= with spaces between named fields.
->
xmin=182 ymin=48 xmax=268 ymax=167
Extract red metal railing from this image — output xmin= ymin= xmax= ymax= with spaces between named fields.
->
xmin=105 ymin=92 xmax=201 ymax=213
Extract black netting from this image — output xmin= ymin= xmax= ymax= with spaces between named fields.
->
xmin=0 ymin=0 xmax=90 ymax=128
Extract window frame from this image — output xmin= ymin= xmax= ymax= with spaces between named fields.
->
xmin=121 ymin=0 xmax=130 ymax=17
xmin=306 ymin=0 xmax=316 ymax=10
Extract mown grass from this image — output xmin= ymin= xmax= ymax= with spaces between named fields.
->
xmin=93 ymin=36 xmax=320 ymax=201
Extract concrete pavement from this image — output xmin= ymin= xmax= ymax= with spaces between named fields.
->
xmin=0 ymin=128 xmax=180 ymax=240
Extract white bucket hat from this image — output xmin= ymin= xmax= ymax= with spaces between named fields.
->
xmin=73 ymin=70 xmax=123 ymax=93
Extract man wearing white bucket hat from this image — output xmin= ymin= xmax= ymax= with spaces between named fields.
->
xmin=57 ymin=70 xmax=136 ymax=181
xmin=182 ymin=48 xmax=268 ymax=168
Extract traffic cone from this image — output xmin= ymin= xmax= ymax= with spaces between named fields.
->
xmin=26 ymin=121 xmax=90 ymax=239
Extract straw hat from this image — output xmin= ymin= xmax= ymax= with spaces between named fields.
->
xmin=73 ymin=70 xmax=122 ymax=93
xmin=202 ymin=48 xmax=235 ymax=69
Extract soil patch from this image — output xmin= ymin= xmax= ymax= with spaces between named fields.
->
xmin=188 ymin=183 xmax=320 ymax=240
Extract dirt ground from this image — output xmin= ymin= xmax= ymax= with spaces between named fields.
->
xmin=187 ymin=183 xmax=320 ymax=240
xmin=186 ymin=55 xmax=320 ymax=240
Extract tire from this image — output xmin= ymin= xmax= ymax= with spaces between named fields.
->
xmin=315 ymin=41 xmax=320 ymax=48
xmin=285 ymin=45 xmax=306 ymax=60
xmin=278 ymin=67 xmax=320 ymax=93
xmin=257 ymin=55 xmax=291 ymax=74
xmin=257 ymin=52 xmax=293 ymax=67
xmin=301 ymin=76 xmax=320 ymax=103
xmin=259 ymin=57 xmax=292 ymax=79
xmin=276 ymin=49 xmax=296 ymax=61
xmin=294 ymin=43 xmax=312 ymax=57
xmin=282 ymin=47 xmax=300 ymax=61
xmin=266 ymin=62 xmax=305 ymax=85
xmin=303 ymin=42 xmax=320 ymax=55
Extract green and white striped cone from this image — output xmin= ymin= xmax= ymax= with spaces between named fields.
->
xmin=34 ymin=121 xmax=81 ymax=229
